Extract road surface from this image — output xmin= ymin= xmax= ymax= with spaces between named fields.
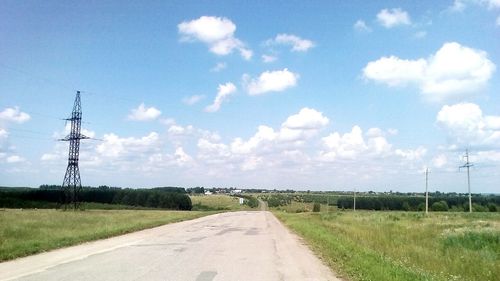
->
xmin=0 ymin=211 xmax=340 ymax=281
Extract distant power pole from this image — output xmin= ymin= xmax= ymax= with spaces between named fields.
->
xmin=459 ymin=149 xmax=474 ymax=213
xmin=353 ymin=188 xmax=356 ymax=211
xmin=425 ymin=168 xmax=430 ymax=215
xmin=60 ymin=91 xmax=89 ymax=209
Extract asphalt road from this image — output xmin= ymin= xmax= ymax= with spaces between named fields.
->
xmin=0 ymin=211 xmax=339 ymax=281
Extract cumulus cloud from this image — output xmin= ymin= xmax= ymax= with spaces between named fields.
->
xmin=320 ymin=126 xmax=392 ymax=161
xmin=353 ymin=20 xmax=372 ymax=32
xmin=205 ymin=82 xmax=237 ymax=112
xmin=395 ymin=147 xmax=427 ymax=161
xmin=363 ymin=42 xmax=496 ymax=102
xmin=230 ymin=108 xmax=330 ymax=156
xmin=128 ymin=103 xmax=161 ymax=121
xmin=88 ymin=132 xmax=173 ymax=171
xmin=377 ymin=8 xmax=411 ymax=28
xmin=282 ymin=107 xmax=329 ymax=130
xmin=182 ymin=95 xmax=205 ymax=105
xmin=0 ymin=107 xmax=30 ymax=123
xmin=243 ymin=69 xmax=299 ymax=95
xmin=436 ymin=103 xmax=500 ymax=147
xmin=174 ymin=147 xmax=194 ymax=166
xmin=266 ymin=34 xmax=315 ymax=52
xmin=178 ymin=16 xmax=252 ymax=60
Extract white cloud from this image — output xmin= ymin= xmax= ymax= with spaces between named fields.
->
xmin=449 ymin=0 xmax=466 ymax=12
xmin=231 ymin=125 xmax=277 ymax=154
xmin=182 ymin=95 xmax=205 ymax=105
xmin=178 ymin=16 xmax=252 ymax=60
xmin=205 ymin=82 xmax=237 ymax=112
xmin=128 ymin=103 xmax=161 ymax=121
xmin=448 ymin=0 xmax=500 ymax=12
xmin=282 ymin=107 xmax=329 ymax=130
xmin=432 ymin=154 xmax=448 ymax=168
xmin=364 ymin=56 xmax=427 ymax=87
xmin=96 ymin=132 xmax=161 ymax=159
xmin=174 ymin=147 xmax=193 ymax=166
xmin=41 ymin=153 xmax=59 ymax=161
xmin=436 ymin=103 xmax=500 ymax=147
xmin=484 ymin=0 xmax=500 ymax=9
xmin=6 ymin=155 xmax=25 ymax=163
xmin=0 ymin=128 xmax=8 ymax=139
xmin=320 ymin=126 xmax=393 ymax=161
xmin=353 ymin=20 xmax=372 ymax=32
xmin=395 ymin=147 xmax=427 ymax=161
xmin=0 ymin=107 xmax=31 ymax=123
xmin=262 ymin=54 xmax=277 ymax=63
xmin=377 ymin=8 xmax=411 ymax=28
xmin=231 ymin=108 xmax=329 ymax=155
xmin=363 ymin=42 xmax=496 ymax=102
xmin=244 ymin=69 xmax=299 ymax=95
xmin=267 ymin=34 xmax=315 ymax=52
xmin=210 ymin=62 xmax=227 ymax=72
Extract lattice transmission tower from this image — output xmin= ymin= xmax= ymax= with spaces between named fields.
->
xmin=60 ymin=91 xmax=89 ymax=209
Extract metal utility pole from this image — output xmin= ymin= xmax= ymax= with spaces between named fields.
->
xmin=60 ymin=91 xmax=89 ymax=209
xmin=459 ymin=149 xmax=474 ymax=213
xmin=425 ymin=168 xmax=429 ymax=215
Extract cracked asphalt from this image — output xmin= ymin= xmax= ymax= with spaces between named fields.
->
xmin=0 ymin=211 xmax=339 ymax=281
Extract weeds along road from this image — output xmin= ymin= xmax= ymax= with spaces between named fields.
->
xmin=0 ymin=211 xmax=339 ymax=281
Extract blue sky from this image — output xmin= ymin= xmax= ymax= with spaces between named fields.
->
xmin=1 ymin=0 xmax=499 ymax=192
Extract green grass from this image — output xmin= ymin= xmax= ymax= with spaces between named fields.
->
xmin=190 ymin=195 xmax=253 ymax=211
xmin=274 ymin=201 xmax=337 ymax=213
xmin=0 ymin=209 xmax=215 ymax=261
xmin=275 ymin=211 xmax=500 ymax=281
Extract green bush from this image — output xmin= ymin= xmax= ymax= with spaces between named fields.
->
xmin=313 ymin=202 xmax=321 ymax=212
xmin=487 ymin=203 xmax=498 ymax=212
xmin=431 ymin=201 xmax=449 ymax=212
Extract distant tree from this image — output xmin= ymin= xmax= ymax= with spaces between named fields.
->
xmin=487 ymin=203 xmax=498 ymax=212
xmin=402 ymin=201 xmax=410 ymax=211
xmin=431 ymin=201 xmax=449 ymax=212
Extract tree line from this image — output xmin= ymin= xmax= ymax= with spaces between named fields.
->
xmin=337 ymin=195 xmax=500 ymax=212
xmin=0 ymin=185 xmax=192 ymax=210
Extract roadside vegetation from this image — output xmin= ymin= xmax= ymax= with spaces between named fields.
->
xmin=260 ymin=192 xmax=500 ymax=212
xmin=190 ymin=194 xmax=258 ymax=211
xmin=0 ymin=209 xmax=215 ymax=261
xmin=275 ymin=211 xmax=500 ymax=281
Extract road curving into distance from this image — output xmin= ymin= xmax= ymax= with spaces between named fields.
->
xmin=0 ymin=211 xmax=340 ymax=281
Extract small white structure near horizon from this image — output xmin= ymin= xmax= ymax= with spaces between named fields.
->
xmin=231 ymin=189 xmax=242 ymax=194
xmin=204 ymin=191 xmax=213 ymax=195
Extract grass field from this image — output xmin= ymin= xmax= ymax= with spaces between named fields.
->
xmin=0 ymin=209 xmax=215 ymax=261
xmin=275 ymin=211 xmax=500 ymax=281
xmin=190 ymin=195 xmax=253 ymax=211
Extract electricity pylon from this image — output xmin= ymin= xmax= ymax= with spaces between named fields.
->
xmin=60 ymin=91 xmax=89 ymax=209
